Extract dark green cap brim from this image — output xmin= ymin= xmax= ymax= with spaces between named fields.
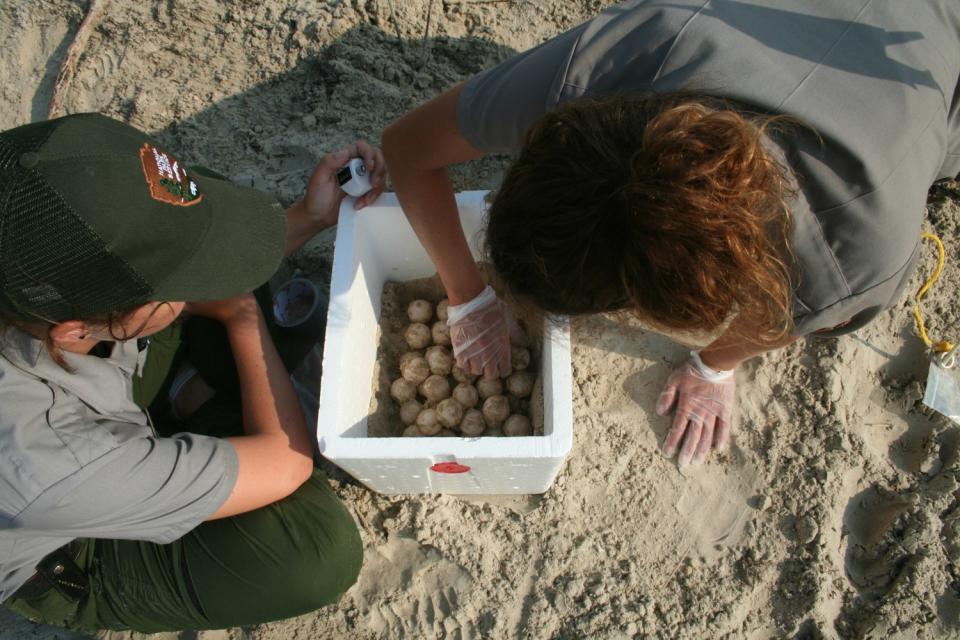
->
xmin=151 ymin=173 xmax=286 ymax=302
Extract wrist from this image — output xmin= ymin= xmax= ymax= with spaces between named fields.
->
xmin=444 ymin=273 xmax=486 ymax=306
xmin=284 ymin=200 xmax=333 ymax=256
xmin=690 ymin=350 xmax=734 ymax=381
xmin=220 ymin=296 xmax=261 ymax=329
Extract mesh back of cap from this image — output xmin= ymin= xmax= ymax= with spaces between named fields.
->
xmin=0 ymin=119 xmax=151 ymax=322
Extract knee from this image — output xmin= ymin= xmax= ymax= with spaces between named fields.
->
xmin=277 ymin=475 xmax=363 ymax=610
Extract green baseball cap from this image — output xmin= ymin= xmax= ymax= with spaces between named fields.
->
xmin=0 ymin=113 xmax=286 ymax=323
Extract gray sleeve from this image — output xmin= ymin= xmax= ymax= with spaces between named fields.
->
xmin=791 ymin=243 xmax=921 ymax=337
xmin=457 ymin=22 xmax=588 ymax=153
xmin=15 ymin=432 xmax=238 ymax=544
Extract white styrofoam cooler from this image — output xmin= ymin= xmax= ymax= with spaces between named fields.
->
xmin=317 ymin=191 xmax=573 ymax=494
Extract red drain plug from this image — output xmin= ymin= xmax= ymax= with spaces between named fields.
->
xmin=430 ymin=462 xmax=470 ymax=474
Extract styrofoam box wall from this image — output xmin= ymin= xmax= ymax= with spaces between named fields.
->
xmin=317 ymin=191 xmax=573 ymax=494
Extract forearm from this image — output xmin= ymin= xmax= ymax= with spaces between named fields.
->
xmin=284 ymin=200 xmax=333 ymax=256
xmin=390 ymin=164 xmax=485 ymax=303
xmin=698 ymin=327 xmax=800 ymax=371
xmin=212 ymin=303 xmax=313 ymax=517
xmin=383 ymin=82 xmax=486 ymax=304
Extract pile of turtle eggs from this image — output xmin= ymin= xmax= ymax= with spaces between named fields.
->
xmin=390 ymin=298 xmax=536 ymax=437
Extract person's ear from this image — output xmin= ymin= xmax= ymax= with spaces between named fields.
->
xmin=48 ymin=320 xmax=93 ymax=347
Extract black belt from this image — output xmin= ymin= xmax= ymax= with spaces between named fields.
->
xmin=11 ymin=541 xmax=89 ymax=602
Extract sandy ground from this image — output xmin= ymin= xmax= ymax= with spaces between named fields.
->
xmin=2 ymin=1 xmax=960 ymax=638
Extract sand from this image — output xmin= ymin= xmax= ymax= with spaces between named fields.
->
xmin=2 ymin=1 xmax=960 ymax=638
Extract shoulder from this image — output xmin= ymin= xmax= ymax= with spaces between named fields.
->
xmin=0 ymin=341 xmax=154 ymax=509
xmin=458 ymin=0 xmax=693 ymax=152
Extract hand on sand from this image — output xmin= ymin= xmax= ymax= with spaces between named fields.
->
xmin=656 ymin=355 xmax=735 ymax=466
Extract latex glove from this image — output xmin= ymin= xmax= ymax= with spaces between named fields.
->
xmin=447 ymin=285 xmax=512 ymax=379
xmin=656 ymin=351 xmax=736 ymax=466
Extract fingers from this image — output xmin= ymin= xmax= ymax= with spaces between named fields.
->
xmin=656 ymin=382 xmax=678 ymax=416
xmin=715 ymin=416 xmax=731 ymax=452
xmin=677 ymin=419 xmax=703 ymax=467
xmin=468 ymin=353 xmax=484 ymax=376
xmin=329 ymin=140 xmax=388 ymax=210
xmin=692 ymin=417 xmax=715 ymax=465
xmin=351 ymin=139 xmax=384 ymax=185
xmin=498 ymin=348 xmax=512 ymax=378
xmin=662 ymin=409 xmax=688 ymax=458
xmin=317 ymin=147 xmax=351 ymax=173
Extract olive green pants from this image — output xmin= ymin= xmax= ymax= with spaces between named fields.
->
xmin=4 ymin=297 xmax=361 ymax=633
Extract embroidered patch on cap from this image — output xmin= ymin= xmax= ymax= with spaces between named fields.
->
xmin=139 ymin=143 xmax=203 ymax=207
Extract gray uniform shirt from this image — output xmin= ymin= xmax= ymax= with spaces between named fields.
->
xmin=458 ymin=0 xmax=960 ymax=335
xmin=0 ymin=328 xmax=238 ymax=601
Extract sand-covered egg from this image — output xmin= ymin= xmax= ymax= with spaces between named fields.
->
xmin=460 ymin=409 xmax=485 ymax=436
xmin=452 ymin=383 xmax=479 ymax=409
xmin=390 ymin=378 xmax=417 ymax=404
xmin=400 ymin=353 xmax=430 ymax=384
xmin=481 ymin=394 xmax=510 ymax=426
xmin=407 ymin=299 xmax=434 ymax=323
xmin=425 ymin=345 xmax=453 ymax=376
xmin=436 ymin=398 xmax=464 ymax=428
xmin=404 ymin=323 xmax=432 ymax=349
xmin=419 ymin=374 xmax=451 ymax=402
xmin=506 ymin=371 xmax=535 ymax=398
xmin=503 ymin=414 xmax=532 ymax=436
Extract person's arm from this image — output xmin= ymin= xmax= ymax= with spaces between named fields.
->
xmin=382 ymin=83 xmax=487 ymax=304
xmin=283 ymin=141 xmax=386 ymax=256
xmin=657 ymin=324 xmax=799 ymax=467
xmin=698 ymin=328 xmax=800 ymax=371
xmin=186 ymin=295 xmax=314 ymax=519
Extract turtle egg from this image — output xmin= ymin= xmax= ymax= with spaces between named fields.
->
xmin=419 ymin=374 xmax=451 ymax=402
xmin=400 ymin=354 xmax=430 ymax=384
xmin=511 ymin=346 xmax=531 ymax=371
xmin=460 ymin=409 xmax=485 ymax=436
xmin=476 ymin=377 xmax=503 ymax=400
xmin=452 ymin=383 xmax=479 ymax=409
xmin=404 ymin=323 xmax=432 ymax=350
xmin=416 ymin=408 xmax=441 ymax=435
xmin=506 ymin=371 xmax=535 ymax=398
xmin=452 ymin=364 xmax=478 ymax=384
xmin=399 ymin=400 xmax=422 ymax=425
xmin=436 ymin=299 xmax=449 ymax=322
xmin=503 ymin=414 xmax=532 ymax=436
xmin=390 ymin=378 xmax=417 ymax=404
xmin=425 ymin=345 xmax=453 ymax=376
xmin=436 ymin=398 xmax=464 ymax=428
xmin=431 ymin=321 xmax=452 ymax=347
xmin=481 ymin=394 xmax=510 ymax=426
xmin=407 ymin=299 xmax=434 ymax=323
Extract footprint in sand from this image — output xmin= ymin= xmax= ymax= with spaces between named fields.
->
xmin=351 ymin=534 xmax=478 ymax=638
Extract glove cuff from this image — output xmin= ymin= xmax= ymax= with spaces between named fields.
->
xmin=690 ymin=350 xmax=734 ymax=382
xmin=446 ymin=285 xmax=497 ymax=324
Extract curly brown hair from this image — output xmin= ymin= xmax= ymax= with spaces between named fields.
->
xmin=485 ymin=93 xmax=796 ymax=345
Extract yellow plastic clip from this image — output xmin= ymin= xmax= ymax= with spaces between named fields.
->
xmin=913 ymin=232 xmax=957 ymax=366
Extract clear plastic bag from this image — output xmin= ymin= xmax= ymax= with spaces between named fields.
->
xmin=923 ymin=352 xmax=960 ymax=425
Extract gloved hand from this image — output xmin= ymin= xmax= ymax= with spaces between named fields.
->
xmin=446 ymin=285 xmax=512 ymax=379
xmin=656 ymin=351 xmax=736 ymax=466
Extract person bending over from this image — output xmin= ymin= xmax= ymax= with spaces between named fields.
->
xmin=382 ymin=0 xmax=960 ymax=466
xmin=0 ymin=113 xmax=385 ymax=631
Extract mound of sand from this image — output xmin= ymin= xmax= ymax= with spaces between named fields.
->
xmin=2 ymin=1 xmax=959 ymax=638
